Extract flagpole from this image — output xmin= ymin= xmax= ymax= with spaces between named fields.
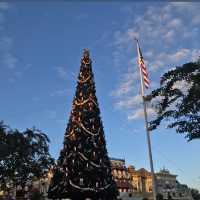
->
xmin=135 ymin=39 xmax=157 ymax=200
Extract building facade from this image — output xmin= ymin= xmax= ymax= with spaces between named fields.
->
xmin=1 ymin=159 xmax=194 ymax=200
xmin=156 ymin=168 xmax=193 ymax=200
xmin=110 ymin=158 xmax=132 ymax=194
xmin=110 ymin=158 xmax=193 ymax=200
xmin=128 ymin=165 xmax=152 ymax=194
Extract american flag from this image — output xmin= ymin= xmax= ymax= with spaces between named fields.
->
xmin=136 ymin=40 xmax=150 ymax=89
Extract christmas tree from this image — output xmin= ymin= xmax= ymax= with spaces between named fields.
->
xmin=48 ymin=49 xmax=118 ymax=200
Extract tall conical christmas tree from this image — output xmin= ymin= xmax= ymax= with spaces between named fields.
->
xmin=48 ymin=49 xmax=118 ymax=200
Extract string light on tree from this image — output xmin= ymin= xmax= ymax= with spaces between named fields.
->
xmin=48 ymin=49 xmax=118 ymax=200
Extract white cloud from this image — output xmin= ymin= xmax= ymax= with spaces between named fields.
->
xmin=0 ymin=36 xmax=17 ymax=70
xmin=8 ymin=77 xmax=15 ymax=83
xmin=0 ymin=6 xmax=8 ymax=25
xmin=114 ymin=30 xmax=129 ymax=47
xmin=46 ymin=110 xmax=57 ymax=120
xmin=170 ymin=2 xmax=199 ymax=12
xmin=111 ymin=78 xmax=132 ymax=96
xmin=127 ymin=29 xmax=139 ymax=41
xmin=167 ymin=18 xmax=182 ymax=28
xmin=3 ymin=52 xmax=18 ymax=69
xmin=50 ymin=89 xmax=70 ymax=97
xmin=0 ymin=4 xmax=22 ymax=84
xmin=55 ymin=66 xmax=68 ymax=80
xmin=111 ymin=2 xmax=200 ymax=122
xmin=115 ymin=94 xmax=142 ymax=109
xmin=111 ymin=70 xmax=139 ymax=97
xmin=169 ymin=49 xmax=190 ymax=63
xmin=128 ymin=108 xmax=155 ymax=121
xmin=112 ymin=3 xmax=200 ymax=68
xmin=191 ymin=49 xmax=200 ymax=62
xmin=0 ymin=36 xmax=21 ymax=83
xmin=7 ymin=71 xmax=22 ymax=83
xmin=0 ymin=4 xmax=18 ymax=73
xmin=172 ymin=80 xmax=192 ymax=96
xmin=144 ymin=50 xmax=154 ymax=58
xmin=149 ymin=60 xmax=165 ymax=72
xmin=163 ymin=30 xmax=175 ymax=43
xmin=149 ymin=48 xmax=200 ymax=72
xmin=192 ymin=15 xmax=200 ymax=25
xmin=75 ymin=13 xmax=88 ymax=21
xmin=0 ymin=2 xmax=10 ymax=10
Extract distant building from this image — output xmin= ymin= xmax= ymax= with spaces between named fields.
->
xmin=156 ymin=168 xmax=193 ymax=200
xmin=128 ymin=165 xmax=152 ymax=193
xmin=110 ymin=158 xmax=132 ymax=194
xmin=2 ymin=159 xmax=193 ymax=200
xmin=110 ymin=158 xmax=193 ymax=200
xmin=156 ymin=168 xmax=177 ymax=196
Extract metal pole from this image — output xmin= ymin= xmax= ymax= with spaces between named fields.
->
xmin=136 ymin=39 xmax=157 ymax=200
xmin=142 ymin=95 xmax=157 ymax=200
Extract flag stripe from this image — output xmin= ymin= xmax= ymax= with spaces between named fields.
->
xmin=137 ymin=44 xmax=150 ymax=89
xmin=144 ymin=78 xmax=149 ymax=86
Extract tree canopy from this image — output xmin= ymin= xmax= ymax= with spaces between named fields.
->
xmin=190 ymin=188 xmax=200 ymax=200
xmin=148 ymin=60 xmax=200 ymax=141
xmin=0 ymin=121 xmax=54 ymax=190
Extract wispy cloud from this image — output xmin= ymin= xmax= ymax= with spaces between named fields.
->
xmin=75 ymin=13 xmax=88 ymax=21
xmin=115 ymin=94 xmax=142 ymax=109
xmin=128 ymin=108 xmax=155 ymax=121
xmin=172 ymin=80 xmax=192 ymax=96
xmin=149 ymin=48 xmax=200 ymax=72
xmin=0 ymin=3 xmax=21 ymax=84
xmin=55 ymin=66 xmax=68 ymax=80
xmin=3 ymin=51 xmax=18 ymax=69
xmin=50 ymin=89 xmax=71 ymax=97
xmin=111 ymin=69 xmax=139 ymax=97
xmin=111 ymin=3 xmax=200 ymax=121
xmin=112 ymin=3 xmax=200 ymax=68
xmin=0 ymin=36 xmax=17 ymax=70
xmin=45 ymin=110 xmax=57 ymax=120
xmin=0 ymin=2 xmax=10 ymax=10
xmin=192 ymin=15 xmax=200 ymax=25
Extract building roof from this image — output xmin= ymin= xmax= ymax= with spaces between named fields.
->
xmin=112 ymin=165 xmax=126 ymax=170
xmin=156 ymin=168 xmax=177 ymax=177
xmin=110 ymin=157 xmax=125 ymax=162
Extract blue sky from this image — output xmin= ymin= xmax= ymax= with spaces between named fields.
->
xmin=0 ymin=2 xmax=200 ymax=190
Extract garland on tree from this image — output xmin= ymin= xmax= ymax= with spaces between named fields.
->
xmin=48 ymin=49 xmax=118 ymax=200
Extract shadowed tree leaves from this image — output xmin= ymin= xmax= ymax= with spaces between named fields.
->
xmin=148 ymin=61 xmax=200 ymax=141
xmin=190 ymin=188 xmax=200 ymax=200
xmin=0 ymin=121 xmax=54 ymax=189
xmin=0 ymin=121 xmax=10 ymax=159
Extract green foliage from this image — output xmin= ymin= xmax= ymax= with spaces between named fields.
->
xmin=0 ymin=121 xmax=10 ymax=159
xmin=148 ymin=61 xmax=200 ymax=141
xmin=0 ymin=121 xmax=54 ymax=189
xmin=191 ymin=188 xmax=200 ymax=200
